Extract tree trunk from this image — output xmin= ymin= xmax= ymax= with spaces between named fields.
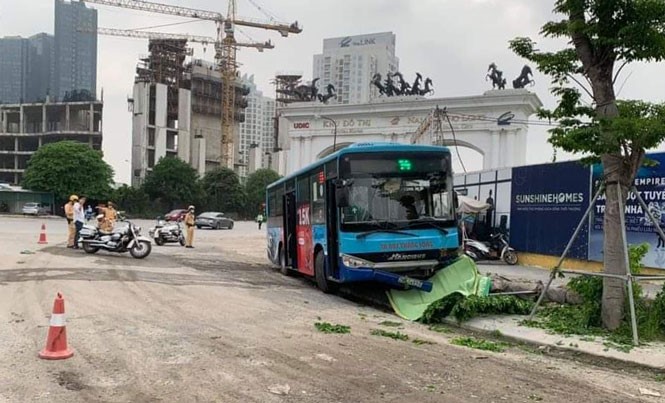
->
xmin=599 ymin=155 xmax=629 ymax=330
xmin=592 ymin=67 xmax=627 ymax=331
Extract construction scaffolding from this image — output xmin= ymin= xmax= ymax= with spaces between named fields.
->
xmin=272 ymin=72 xmax=304 ymax=152
xmin=135 ymin=39 xmax=190 ymax=88
xmin=273 ymin=72 xmax=303 ymax=106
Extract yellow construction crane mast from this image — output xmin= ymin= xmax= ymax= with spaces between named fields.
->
xmin=82 ymin=0 xmax=302 ymax=169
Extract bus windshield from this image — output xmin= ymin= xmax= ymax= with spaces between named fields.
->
xmin=339 ymin=152 xmax=454 ymax=230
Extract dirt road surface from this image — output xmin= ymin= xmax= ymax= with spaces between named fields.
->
xmin=0 ymin=216 xmax=663 ymax=402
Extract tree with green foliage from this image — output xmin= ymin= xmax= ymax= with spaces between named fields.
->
xmin=22 ymin=141 xmax=114 ymax=201
xmin=509 ymin=0 xmax=665 ymax=329
xmin=200 ymin=167 xmax=245 ymax=214
xmin=245 ymin=168 xmax=280 ymax=217
xmin=111 ymin=184 xmax=151 ymax=217
xmin=142 ymin=157 xmax=203 ymax=211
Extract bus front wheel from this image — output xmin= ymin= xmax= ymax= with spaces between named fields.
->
xmin=315 ymin=251 xmax=335 ymax=294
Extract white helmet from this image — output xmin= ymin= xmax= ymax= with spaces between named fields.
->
xmin=188 ymin=205 xmax=195 ymax=211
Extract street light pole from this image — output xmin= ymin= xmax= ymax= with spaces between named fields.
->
xmin=315 ymin=114 xmax=338 ymax=152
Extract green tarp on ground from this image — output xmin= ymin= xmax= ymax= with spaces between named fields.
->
xmin=387 ymin=256 xmax=491 ymax=321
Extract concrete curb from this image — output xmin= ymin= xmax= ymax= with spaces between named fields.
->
xmin=444 ymin=315 xmax=665 ymax=371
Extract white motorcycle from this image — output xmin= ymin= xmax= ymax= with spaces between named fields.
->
xmin=463 ymin=233 xmax=518 ymax=265
xmin=149 ymin=218 xmax=186 ymax=246
xmin=79 ymin=216 xmax=152 ymax=259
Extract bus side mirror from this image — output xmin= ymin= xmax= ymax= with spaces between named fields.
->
xmin=453 ymin=192 xmax=459 ymax=210
xmin=336 ymin=187 xmax=350 ymax=208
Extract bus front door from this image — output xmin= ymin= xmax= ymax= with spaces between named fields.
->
xmin=283 ymin=192 xmax=297 ymax=268
xmin=325 ymin=179 xmax=339 ymax=279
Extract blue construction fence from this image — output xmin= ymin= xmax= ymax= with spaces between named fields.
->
xmin=454 ymin=152 xmax=665 ymax=269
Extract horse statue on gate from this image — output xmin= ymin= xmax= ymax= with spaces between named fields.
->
xmin=383 ymin=73 xmax=397 ymax=96
xmin=486 ymin=63 xmax=506 ymax=90
xmin=410 ymin=72 xmax=423 ymax=95
xmin=371 ymin=73 xmax=386 ymax=96
xmin=317 ymin=84 xmax=336 ymax=103
xmin=419 ymin=77 xmax=434 ymax=96
xmin=392 ymin=72 xmax=411 ymax=95
xmin=309 ymin=78 xmax=320 ymax=100
xmin=512 ymin=65 xmax=535 ymax=89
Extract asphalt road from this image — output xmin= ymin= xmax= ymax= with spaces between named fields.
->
xmin=0 ymin=215 xmax=663 ymax=402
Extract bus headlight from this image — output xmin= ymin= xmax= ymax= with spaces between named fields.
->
xmin=341 ymin=254 xmax=373 ymax=268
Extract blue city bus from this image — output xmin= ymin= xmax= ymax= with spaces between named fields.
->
xmin=266 ymin=143 xmax=460 ymax=293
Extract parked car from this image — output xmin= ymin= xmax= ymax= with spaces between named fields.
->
xmin=22 ymin=202 xmax=50 ymax=216
xmin=164 ymin=209 xmax=188 ymax=222
xmin=195 ymin=212 xmax=234 ymax=230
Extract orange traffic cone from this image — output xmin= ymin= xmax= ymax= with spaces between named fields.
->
xmin=37 ymin=224 xmax=48 ymax=244
xmin=38 ymin=293 xmax=74 ymax=360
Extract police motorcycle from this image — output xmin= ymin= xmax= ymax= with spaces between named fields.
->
xmin=149 ymin=216 xmax=185 ymax=246
xmin=78 ymin=212 xmax=152 ymax=259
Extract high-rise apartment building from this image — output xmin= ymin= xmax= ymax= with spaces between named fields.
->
xmin=238 ymin=74 xmax=275 ymax=180
xmin=0 ymin=1 xmax=97 ymax=104
xmin=0 ymin=37 xmax=30 ymax=104
xmin=28 ymin=33 xmax=55 ymax=102
xmin=312 ymin=32 xmax=399 ymax=104
xmin=54 ymin=0 xmax=98 ymax=99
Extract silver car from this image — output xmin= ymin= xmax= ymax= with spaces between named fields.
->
xmin=22 ymin=202 xmax=50 ymax=216
xmin=195 ymin=212 xmax=234 ymax=230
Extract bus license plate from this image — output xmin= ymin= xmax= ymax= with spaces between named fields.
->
xmin=398 ymin=276 xmax=424 ymax=289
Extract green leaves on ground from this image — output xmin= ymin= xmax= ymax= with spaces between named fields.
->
xmin=314 ymin=322 xmax=350 ymax=334
xmin=378 ymin=320 xmax=402 ymax=327
xmin=526 ymin=244 xmax=665 ymax=348
xmin=370 ymin=329 xmax=409 ymax=341
xmin=451 ymin=337 xmax=509 ymax=353
xmin=421 ymin=294 xmax=534 ymax=324
xmin=412 ymin=338 xmax=436 ymax=346
xmin=22 ymin=141 xmax=114 ymax=201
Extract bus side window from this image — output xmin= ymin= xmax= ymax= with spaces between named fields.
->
xmin=311 ymin=174 xmax=325 ymax=224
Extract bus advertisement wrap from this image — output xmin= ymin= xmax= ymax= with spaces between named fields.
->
xmin=589 ymin=153 xmax=665 ymax=268
xmin=510 ymin=161 xmax=590 ymax=260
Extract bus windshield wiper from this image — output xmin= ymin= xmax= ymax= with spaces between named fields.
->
xmin=401 ymin=217 xmax=449 ymax=235
xmin=356 ymin=229 xmax=419 ymax=239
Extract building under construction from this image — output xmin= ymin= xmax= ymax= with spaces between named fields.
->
xmin=0 ymin=98 xmax=102 ymax=185
xmin=130 ymin=39 xmax=249 ymax=186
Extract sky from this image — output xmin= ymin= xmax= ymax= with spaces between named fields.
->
xmin=1 ymin=0 xmax=664 ymax=183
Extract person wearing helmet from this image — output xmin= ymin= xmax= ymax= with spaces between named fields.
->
xmin=64 ymin=195 xmax=78 ymax=248
xmin=98 ymin=201 xmax=118 ymax=232
xmin=184 ymin=205 xmax=196 ymax=248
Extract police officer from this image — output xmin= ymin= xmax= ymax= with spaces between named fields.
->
xmin=99 ymin=201 xmax=118 ymax=232
xmin=64 ymin=195 xmax=77 ymax=248
xmin=184 ymin=205 xmax=196 ymax=248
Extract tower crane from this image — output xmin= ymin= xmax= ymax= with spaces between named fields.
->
xmin=82 ymin=27 xmax=275 ymax=52
xmin=82 ymin=0 xmax=301 ymax=169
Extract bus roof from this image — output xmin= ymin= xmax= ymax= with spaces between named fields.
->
xmin=267 ymin=142 xmax=451 ymax=189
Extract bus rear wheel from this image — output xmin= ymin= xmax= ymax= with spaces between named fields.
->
xmin=279 ymin=246 xmax=293 ymax=276
xmin=315 ymin=251 xmax=335 ymax=294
